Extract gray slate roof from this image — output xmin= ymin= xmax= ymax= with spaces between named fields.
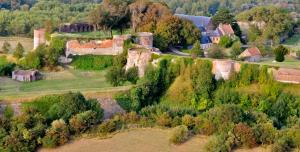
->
xmin=175 ymin=14 xmax=212 ymax=30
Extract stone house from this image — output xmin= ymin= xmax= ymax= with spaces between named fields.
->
xmin=239 ymin=47 xmax=262 ymax=62
xmin=12 ymin=70 xmax=40 ymax=82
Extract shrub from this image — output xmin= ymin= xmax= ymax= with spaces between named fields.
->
xmin=97 ymin=120 xmax=118 ymax=134
xmin=71 ymin=55 xmax=113 ymax=70
xmin=182 ymin=115 xmax=194 ymax=129
xmin=219 ymin=36 xmax=233 ymax=48
xmin=253 ymin=122 xmax=277 ymax=145
xmin=69 ymin=110 xmax=97 ymax=134
xmin=273 ymin=45 xmax=289 ymax=62
xmin=272 ymin=136 xmax=294 ymax=152
xmin=126 ymin=66 xmax=139 ymax=84
xmin=0 ymin=62 xmax=15 ymax=76
xmin=233 ymin=123 xmax=257 ymax=148
xmin=3 ymin=105 xmax=14 ymax=120
xmin=2 ymin=41 xmax=11 ymax=53
xmin=169 ymin=125 xmax=189 ymax=144
xmin=156 ymin=112 xmax=172 ymax=127
xmin=194 ymin=116 xmax=215 ymax=135
xmin=105 ymin=66 xmax=126 ymax=86
xmin=114 ymin=92 xmax=134 ymax=112
xmin=207 ymin=45 xmax=225 ymax=59
xmin=171 ymin=116 xmax=182 ymax=127
xmin=42 ymin=119 xmax=70 ymax=148
xmin=13 ymin=42 xmax=24 ymax=59
xmin=205 ymin=133 xmax=234 ymax=152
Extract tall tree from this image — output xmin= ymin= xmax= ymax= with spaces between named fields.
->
xmin=13 ymin=42 xmax=24 ymax=59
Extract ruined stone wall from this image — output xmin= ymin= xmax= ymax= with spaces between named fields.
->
xmin=137 ymin=32 xmax=153 ymax=49
xmin=212 ymin=60 xmax=240 ymax=80
xmin=125 ymin=48 xmax=152 ymax=77
xmin=34 ymin=29 xmax=46 ymax=49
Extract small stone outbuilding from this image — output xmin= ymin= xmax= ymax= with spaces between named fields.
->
xmin=12 ymin=70 xmax=40 ymax=82
xmin=239 ymin=47 xmax=262 ymax=62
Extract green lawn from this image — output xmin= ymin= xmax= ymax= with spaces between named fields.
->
xmin=0 ymin=37 xmax=33 ymax=52
xmin=283 ymin=34 xmax=300 ymax=51
xmin=256 ymin=57 xmax=300 ymax=69
xmin=0 ymin=69 xmax=131 ymax=101
xmin=51 ymin=29 xmax=132 ymax=39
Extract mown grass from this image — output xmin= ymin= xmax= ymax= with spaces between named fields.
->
xmin=257 ymin=57 xmax=300 ymax=69
xmin=283 ymin=34 xmax=300 ymax=51
xmin=0 ymin=69 xmax=131 ymax=102
xmin=52 ymin=29 xmax=131 ymax=39
xmin=0 ymin=37 xmax=33 ymax=52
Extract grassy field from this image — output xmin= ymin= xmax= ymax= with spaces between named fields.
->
xmin=52 ymin=29 xmax=131 ymax=39
xmin=0 ymin=69 xmax=131 ymax=102
xmin=255 ymin=57 xmax=300 ymax=69
xmin=40 ymin=128 xmax=271 ymax=152
xmin=283 ymin=34 xmax=300 ymax=51
xmin=0 ymin=37 xmax=33 ymax=52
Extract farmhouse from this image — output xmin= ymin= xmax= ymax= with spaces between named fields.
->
xmin=12 ymin=70 xmax=40 ymax=82
xmin=239 ymin=47 xmax=262 ymax=62
xmin=273 ymin=68 xmax=300 ymax=84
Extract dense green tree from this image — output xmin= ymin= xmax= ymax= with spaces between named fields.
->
xmin=190 ymin=41 xmax=203 ymax=58
xmin=207 ymin=45 xmax=225 ymax=59
xmin=105 ymin=66 xmax=126 ymax=86
xmin=274 ymin=45 xmax=289 ymax=62
xmin=219 ymin=36 xmax=233 ymax=48
xmin=126 ymin=66 xmax=139 ymax=84
xmin=13 ymin=42 xmax=24 ymax=59
xmin=230 ymin=41 xmax=242 ymax=59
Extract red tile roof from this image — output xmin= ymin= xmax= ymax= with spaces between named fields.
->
xmin=218 ymin=24 xmax=235 ymax=36
xmin=240 ymin=47 xmax=261 ymax=58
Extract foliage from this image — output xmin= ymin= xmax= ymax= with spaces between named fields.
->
xmin=69 ymin=110 xmax=98 ymax=133
xmin=126 ymin=66 xmax=139 ymax=84
xmin=233 ymin=123 xmax=257 ymax=148
xmin=1 ymin=41 xmax=11 ymax=53
xmin=13 ymin=42 xmax=24 ymax=59
xmin=190 ymin=41 xmax=203 ymax=58
xmin=105 ymin=66 xmax=126 ymax=86
xmin=230 ymin=41 xmax=242 ymax=59
xmin=205 ymin=133 xmax=234 ymax=152
xmin=42 ymin=119 xmax=70 ymax=148
xmin=273 ymin=45 xmax=289 ymax=62
xmin=0 ymin=62 xmax=15 ymax=77
xmin=219 ymin=36 xmax=233 ymax=48
xmin=71 ymin=55 xmax=113 ymax=70
xmin=237 ymin=6 xmax=293 ymax=44
xmin=207 ymin=45 xmax=225 ymax=59
xmin=272 ymin=136 xmax=294 ymax=152
xmin=169 ymin=125 xmax=189 ymax=144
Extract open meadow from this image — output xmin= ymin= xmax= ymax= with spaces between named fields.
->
xmin=283 ymin=34 xmax=300 ymax=51
xmin=40 ymin=128 xmax=272 ymax=152
xmin=0 ymin=37 xmax=33 ymax=52
xmin=0 ymin=69 xmax=131 ymax=102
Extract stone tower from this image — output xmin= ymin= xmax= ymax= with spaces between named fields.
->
xmin=137 ymin=32 xmax=153 ymax=49
xmin=34 ymin=28 xmax=46 ymax=49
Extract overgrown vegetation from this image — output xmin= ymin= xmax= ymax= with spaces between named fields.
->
xmin=71 ymin=55 xmax=113 ymax=70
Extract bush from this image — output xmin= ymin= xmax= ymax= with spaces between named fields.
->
xmin=114 ymin=92 xmax=135 ymax=112
xmin=273 ymin=45 xmax=289 ymax=62
xmin=253 ymin=122 xmax=277 ymax=145
xmin=105 ymin=66 xmax=126 ymax=86
xmin=272 ymin=136 xmax=294 ymax=152
xmin=182 ymin=115 xmax=194 ymax=129
xmin=207 ymin=45 xmax=225 ymax=59
xmin=169 ymin=125 xmax=189 ymax=144
xmin=97 ymin=119 xmax=118 ymax=134
xmin=71 ymin=55 xmax=113 ymax=70
xmin=42 ymin=119 xmax=70 ymax=148
xmin=205 ymin=133 xmax=235 ymax=152
xmin=156 ymin=112 xmax=172 ymax=127
xmin=219 ymin=36 xmax=233 ymax=48
xmin=126 ymin=66 xmax=139 ymax=84
xmin=233 ymin=123 xmax=257 ymax=148
xmin=69 ymin=110 xmax=97 ymax=134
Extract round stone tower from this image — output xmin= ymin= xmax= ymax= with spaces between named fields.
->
xmin=137 ymin=32 xmax=153 ymax=49
xmin=34 ymin=28 xmax=46 ymax=49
